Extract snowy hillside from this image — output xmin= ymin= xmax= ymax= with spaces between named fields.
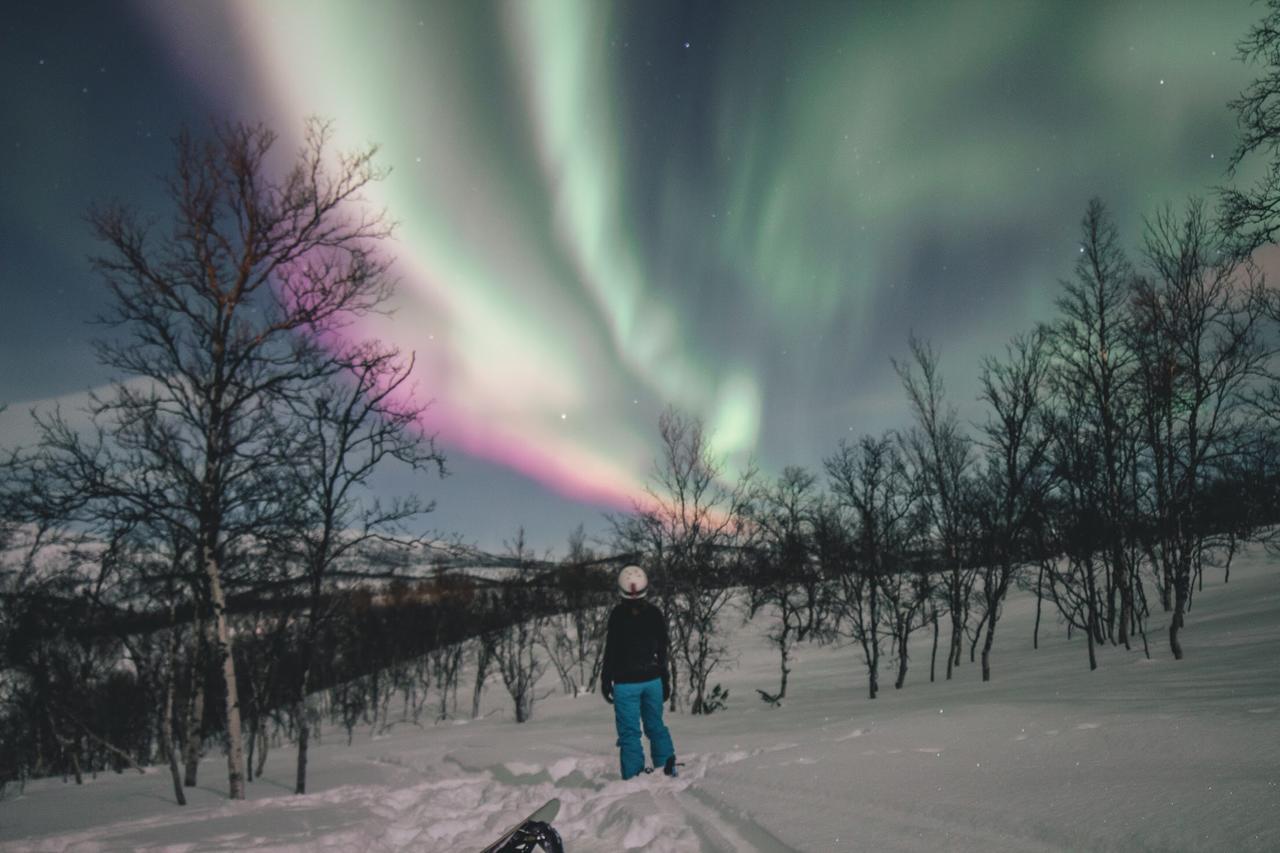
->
xmin=2 ymin=547 xmax=1278 ymax=852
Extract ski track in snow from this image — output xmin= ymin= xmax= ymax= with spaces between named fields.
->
xmin=2 ymin=740 xmax=807 ymax=852
xmin=445 ymin=748 xmax=797 ymax=852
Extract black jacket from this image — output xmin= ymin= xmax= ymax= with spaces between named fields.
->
xmin=600 ymin=599 xmax=669 ymax=688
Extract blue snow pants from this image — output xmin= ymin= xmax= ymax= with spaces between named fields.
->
xmin=612 ymin=678 xmax=674 ymax=780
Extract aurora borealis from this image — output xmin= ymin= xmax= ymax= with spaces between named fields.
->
xmin=0 ymin=1 xmax=1269 ymax=550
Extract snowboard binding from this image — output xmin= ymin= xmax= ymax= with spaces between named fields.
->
xmin=492 ymin=820 xmax=564 ymax=853
xmin=642 ymin=756 xmax=684 ymax=777
xmin=482 ymin=798 xmax=564 ymax=853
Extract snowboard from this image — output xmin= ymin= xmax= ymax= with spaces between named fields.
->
xmin=480 ymin=797 xmax=563 ymax=853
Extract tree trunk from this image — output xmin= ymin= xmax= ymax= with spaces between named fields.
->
xmin=1114 ymin=549 xmax=1131 ymax=651
xmin=775 ymin=623 xmax=792 ymax=701
xmin=204 ymin=548 xmax=247 ymax=800
xmin=947 ymin=578 xmax=963 ymax=678
xmin=868 ymin=585 xmax=880 ymax=700
xmin=668 ymin=658 xmax=679 ymax=713
xmin=1138 ymin=597 xmax=1152 ymax=661
xmin=1033 ymin=564 xmax=1044 ymax=650
xmin=946 ymin=619 xmax=960 ymax=680
xmin=894 ymin=626 xmax=909 ymax=689
xmin=1104 ymin=557 xmax=1117 ymax=643
xmin=471 ymin=639 xmax=491 ymax=720
xmin=446 ymin=645 xmax=463 ymax=714
xmin=1084 ymin=560 xmax=1102 ymax=647
xmin=1085 ymin=603 xmax=1098 ymax=671
xmin=246 ymin=713 xmax=257 ymax=783
xmin=163 ymin=679 xmax=187 ymax=804
xmin=183 ymin=637 xmax=206 ymax=787
xmin=295 ymin=700 xmax=311 ymax=795
xmin=293 ymin=671 xmax=313 ymax=793
xmin=1135 ymin=571 xmax=1151 ymax=619
xmin=969 ymin=612 xmax=984 ymax=663
xmin=981 ymin=605 xmax=997 ymax=682
xmin=1169 ymin=572 xmax=1189 ymax=660
xmin=255 ymin=726 xmax=268 ymax=779
xmin=294 ymin=578 xmax=324 ymax=795
xmin=930 ymin=609 xmax=939 ymax=683
xmin=162 ymin=635 xmax=187 ymax=805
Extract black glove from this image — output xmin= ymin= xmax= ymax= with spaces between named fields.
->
xmin=602 ymin=683 xmax=613 ymax=704
xmin=662 ymin=678 xmax=671 ymax=702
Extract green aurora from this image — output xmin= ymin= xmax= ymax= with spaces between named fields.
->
xmin=1 ymin=0 xmax=1269 ymax=547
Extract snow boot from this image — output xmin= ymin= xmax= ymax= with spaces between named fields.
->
xmin=663 ymin=755 xmax=679 ymax=778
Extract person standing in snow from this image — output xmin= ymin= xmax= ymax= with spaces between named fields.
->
xmin=600 ymin=565 xmax=678 ymax=779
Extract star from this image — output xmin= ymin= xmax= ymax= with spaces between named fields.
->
xmin=683 ymin=41 xmax=690 ymax=49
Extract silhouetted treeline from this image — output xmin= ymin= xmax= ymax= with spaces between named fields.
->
xmin=0 ymin=533 xmax=616 ymax=796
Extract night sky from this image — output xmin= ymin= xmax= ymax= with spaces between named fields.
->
xmin=0 ymin=1 xmax=1266 ymax=553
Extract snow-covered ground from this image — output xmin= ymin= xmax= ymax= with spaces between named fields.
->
xmin=3 ymin=547 xmax=1279 ymax=852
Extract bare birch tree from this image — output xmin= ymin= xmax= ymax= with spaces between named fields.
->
xmin=614 ymin=408 xmax=754 ymax=714
xmin=1130 ymin=199 xmax=1270 ymax=659
xmin=491 ymin=530 xmax=550 ymax=723
xmin=278 ymin=341 xmax=443 ymax=794
xmin=747 ymin=466 xmax=828 ymax=704
xmin=826 ymin=435 xmax=914 ymax=699
xmin=973 ymin=328 xmax=1054 ymax=681
xmin=28 ymin=118 xmax=398 ymax=799
xmin=1049 ymin=199 xmax=1144 ymax=648
xmin=895 ymin=337 xmax=975 ymax=679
